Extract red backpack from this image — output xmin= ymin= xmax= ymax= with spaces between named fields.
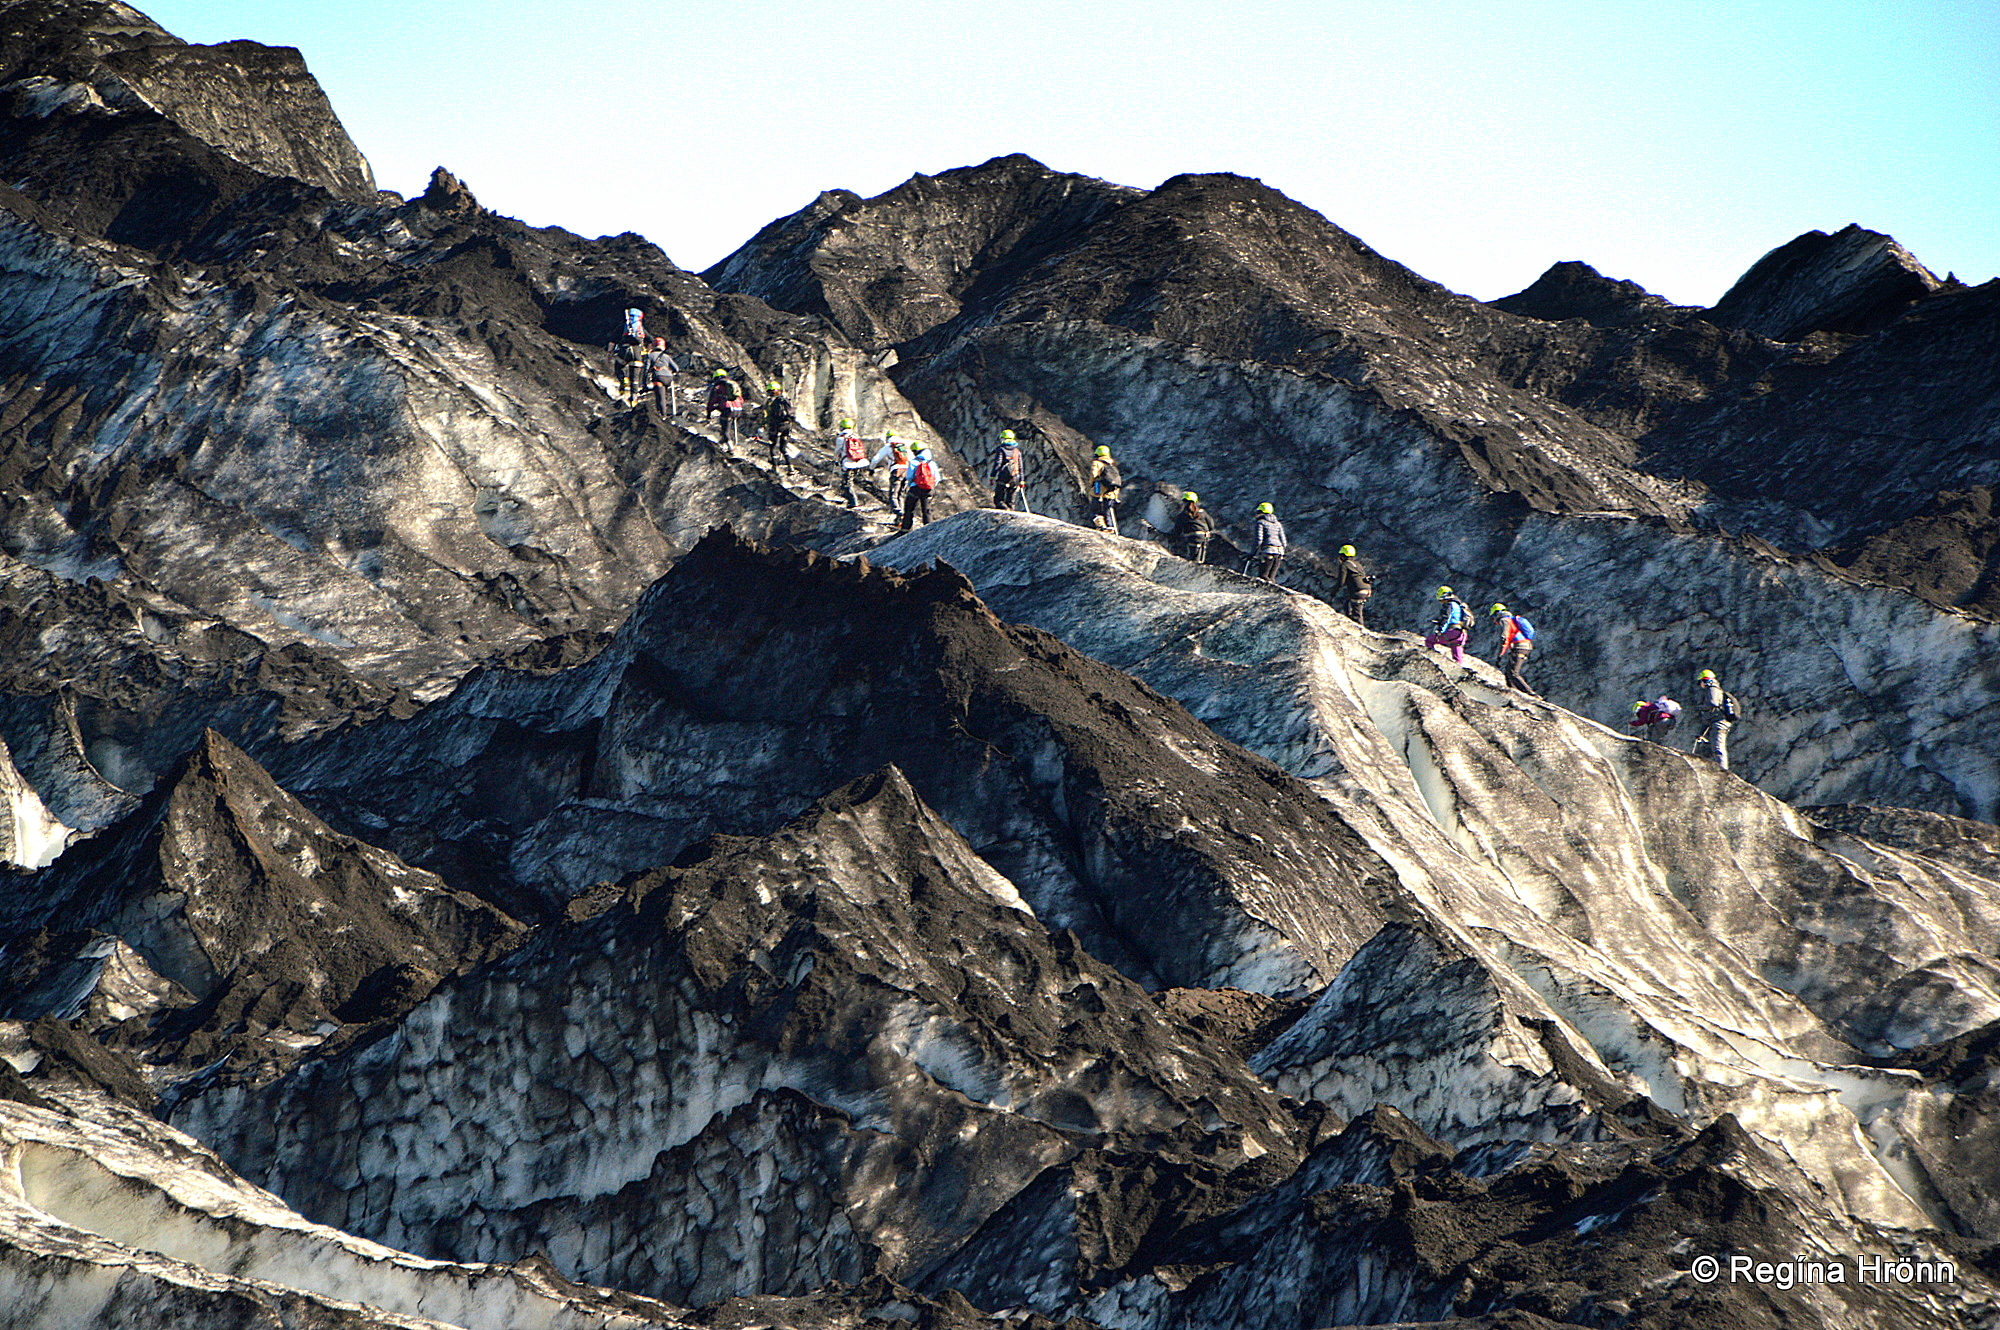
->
xmin=913 ymin=458 xmax=938 ymax=491
xmin=842 ymin=434 xmax=866 ymax=463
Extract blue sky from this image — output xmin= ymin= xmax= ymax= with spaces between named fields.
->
xmin=141 ymin=0 xmax=1997 ymax=305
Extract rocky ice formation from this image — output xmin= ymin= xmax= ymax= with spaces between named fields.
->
xmin=710 ymin=158 xmax=2000 ymax=820
xmin=1707 ymin=224 xmax=1943 ymax=343
xmin=703 ymin=154 xmax=1143 ymax=354
xmin=0 ymin=0 xmax=979 ymax=816
xmin=257 ymin=530 xmax=1392 ymax=984
xmin=0 ymin=0 xmax=378 ymax=215
xmin=1 ymin=730 xmax=525 ymax=1088
xmin=4 ymin=3 xmax=2000 ymax=1326
xmin=1489 ymin=260 xmax=1699 ymax=328
xmin=176 ymin=767 xmax=1304 ymax=1304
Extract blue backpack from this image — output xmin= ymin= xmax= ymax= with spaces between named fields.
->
xmin=1511 ymin=615 xmax=1536 ymax=641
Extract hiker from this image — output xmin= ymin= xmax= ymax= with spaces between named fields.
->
xmin=1489 ymin=603 xmax=1540 ymax=696
xmin=1172 ymin=491 xmax=1214 ymax=564
xmin=763 ymin=381 xmax=794 ymax=469
xmin=835 ymin=419 xmax=871 ymax=508
xmin=990 ymin=430 xmax=1026 ymax=511
xmin=1425 ymin=586 xmax=1472 ymax=662
xmin=1630 ymin=696 xmax=1683 ymax=742
xmin=705 ymin=369 xmax=740 ymax=444
xmin=644 ymin=338 xmax=680 ymax=417
xmin=1692 ymin=669 xmax=1739 ymax=770
xmin=871 ymin=433 xmax=913 ymax=510
xmin=1332 ymin=544 xmax=1373 ymax=627
xmin=897 ymin=446 xmax=940 ymax=530
xmin=1252 ymin=503 xmax=1286 ymax=581
xmin=616 ymin=307 xmax=648 ymax=401
xmin=1087 ymin=445 xmax=1122 ymax=534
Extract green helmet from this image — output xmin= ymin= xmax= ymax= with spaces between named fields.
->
xmin=1001 ymin=429 xmax=1016 ymax=441
xmin=766 ymin=381 xmax=780 ymax=392
xmin=1257 ymin=502 xmax=1274 ymax=515
xmin=1697 ymin=669 xmax=1717 ymax=681
xmin=1094 ymin=445 xmax=1111 ymax=458
xmin=1489 ymin=603 xmax=1508 ymax=615
xmin=1338 ymin=544 xmax=1356 ymax=557
xmin=840 ymin=418 xmax=854 ymax=429
xmin=1182 ymin=491 xmax=1198 ymax=502
xmin=1436 ymin=586 xmax=1453 ymax=599
xmin=712 ymin=369 xmax=727 ymax=378
xmin=1632 ymin=700 xmax=1648 ymax=712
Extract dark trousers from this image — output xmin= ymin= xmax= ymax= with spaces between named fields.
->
xmin=993 ymin=479 xmax=1021 ymax=511
xmin=1343 ymin=592 xmax=1369 ymax=628
xmin=652 ymin=379 xmax=675 ymax=418
xmin=899 ymin=487 xmax=934 ymax=529
xmin=708 ymin=405 xmax=735 ymax=443
xmin=1094 ymin=497 xmax=1118 ymax=533
xmin=767 ymin=423 xmax=790 ymax=467
xmin=1501 ymin=645 xmax=1536 ymax=695
xmin=1181 ymin=534 xmax=1210 ymax=564
xmin=841 ymin=467 xmax=862 ymax=507
xmin=1257 ymin=552 xmax=1283 ymax=581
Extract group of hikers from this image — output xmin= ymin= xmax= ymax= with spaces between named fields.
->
xmin=1425 ymin=588 xmax=1739 ymax=767
xmin=608 ymin=322 xmax=1743 ymax=771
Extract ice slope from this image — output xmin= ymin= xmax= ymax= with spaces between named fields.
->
xmin=0 ymin=739 xmax=70 ymax=868
xmin=872 ymin=510 xmax=2000 ymax=1239
xmin=0 ymin=1088 xmax=698 ymax=1328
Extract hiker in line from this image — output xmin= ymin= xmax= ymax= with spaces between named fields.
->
xmin=835 ymin=419 xmax=871 ymax=508
xmin=1630 ymin=696 xmax=1682 ymax=742
xmin=1172 ymin=491 xmax=1214 ymax=564
xmin=705 ymin=369 xmax=740 ymax=445
xmin=1332 ymin=544 xmax=1373 ymax=627
xmin=1425 ymin=586 xmax=1472 ymax=662
xmin=1489 ymin=603 xmax=1540 ymax=697
xmin=1692 ymin=669 xmax=1739 ymax=770
xmin=1087 ymin=445 xmax=1122 ymax=534
xmin=621 ymin=308 xmax=650 ymax=401
xmin=644 ymin=338 xmax=680 ymax=418
xmin=870 ymin=432 xmax=913 ymax=510
xmin=763 ymin=381 xmax=794 ymax=469
xmin=1253 ymin=503 xmax=1286 ymax=581
xmin=990 ymin=430 xmax=1026 ymax=511
xmin=897 ymin=446 xmax=940 ymax=531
